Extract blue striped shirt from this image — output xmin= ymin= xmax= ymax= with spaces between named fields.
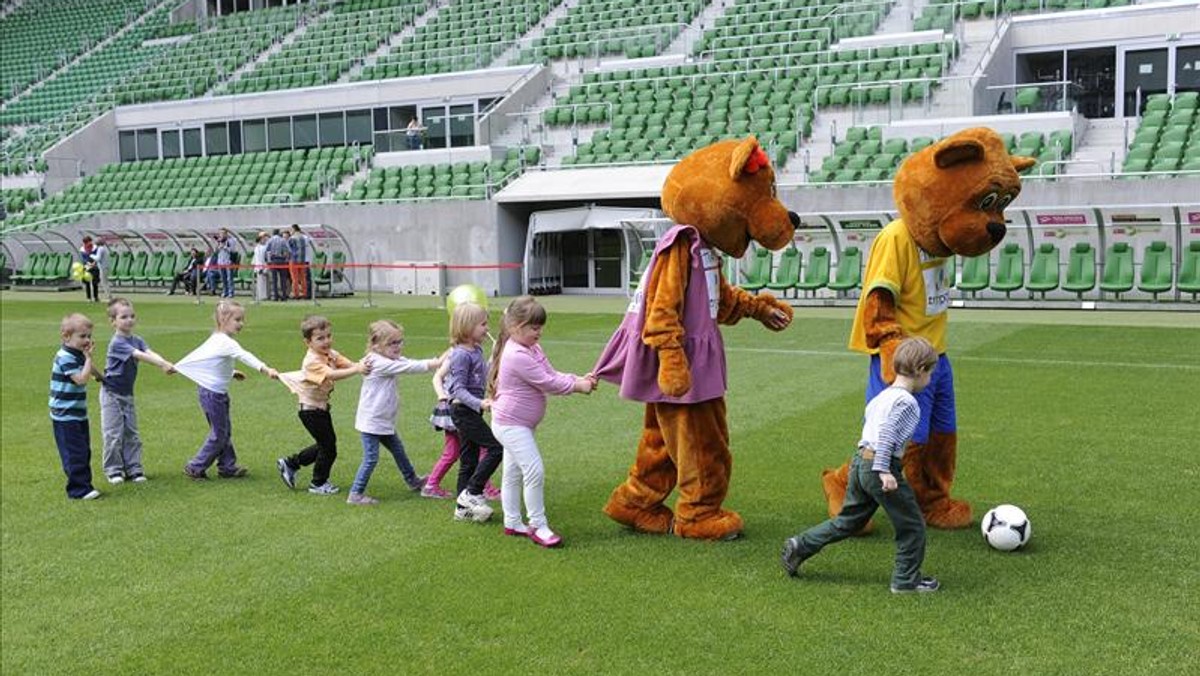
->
xmin=859 ymin=386 xmax=921 ymax=472
xmin=49 ymin=345 xmax=89 ymax=422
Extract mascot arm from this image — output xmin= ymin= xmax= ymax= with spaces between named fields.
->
xmin=717 ymin=277 xmax=793 ymax=331
xmin=864 ymin=288 xmax=906 ymax=383
xmin=642 ymin=238 xmax=692 ymax=397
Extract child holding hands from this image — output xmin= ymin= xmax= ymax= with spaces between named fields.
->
xmin=277 ymin=315 xmax=368 ymax=495
xmin=781 ymin=336 xmax=940 ymax=593
xmin=347 ymin=320 xmax=442 ymax=505
xmin=175 ymin=300 xmax=279 ymax=480
xmin=100 ymin=298 xmax=175 ymax=484
xmin=49 ymin=313 xmax=104 ymax=500
xmin=422 ymin=360 xmax=501 ymax=501
xmin=489 ymin=296 xmax=595 ymax=547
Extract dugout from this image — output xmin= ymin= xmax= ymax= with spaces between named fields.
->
xmin=523 ymin=206 xmax=662 ymax=295
xmin=2 ymin=230 xmax=81 ymax=291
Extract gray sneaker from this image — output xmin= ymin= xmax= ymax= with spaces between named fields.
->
xmin=781 ymin=537 xmax=809 ymax=577
xmin=308 ymin=482 xmax=339 ymax=495
xmin=277 ymin=458 xmax=296 ymax=490
xmin=891 ymin=576 xmax=940 ymax=594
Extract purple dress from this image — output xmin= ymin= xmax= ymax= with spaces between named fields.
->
xmin=593 ymin=225 xmax=727 ymax=404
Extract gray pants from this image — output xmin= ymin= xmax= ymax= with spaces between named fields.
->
xmin=793 ymin=454 xmax=926 ymax=589
xmin=100 ymin=388 xmax=143 ymax=478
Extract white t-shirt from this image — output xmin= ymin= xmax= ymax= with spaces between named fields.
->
xmin=175 ymin=332 xmax=267 ymax=394
xmin=354 ymin=352 xmax=432 ymax=435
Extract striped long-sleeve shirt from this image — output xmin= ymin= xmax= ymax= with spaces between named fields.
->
xmin=859 ymin=386 xmax=921 ymax=472
xmin=49 ymin=345 xmax=89 ymax=421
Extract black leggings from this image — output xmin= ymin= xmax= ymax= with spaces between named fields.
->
xmin=289 ymin=408 xmax=337 ymax=487
xmin=449 ymin=403 xmax=503 ymax=496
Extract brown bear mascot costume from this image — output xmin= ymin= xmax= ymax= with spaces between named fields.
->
xmin=594 ymin=137 xmax=797 ymax=540
xmin=821 ymin=127 xmax=1035 ymax=530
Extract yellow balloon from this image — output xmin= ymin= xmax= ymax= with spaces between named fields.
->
xmin=445 ymin=284 xmax=488 ymax=316
xmin=81 ymin=271 xmax=93 ymax=282
xmin=70 ymin=261 xmax=85 ymax=281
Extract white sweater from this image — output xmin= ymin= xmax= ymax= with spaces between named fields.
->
xmin=354 ymin=352 xmax=433 ymax=435
xmin=175 ymin=332 xmax=266 ymax=394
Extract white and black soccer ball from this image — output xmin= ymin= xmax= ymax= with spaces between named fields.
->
xmin=981 ymin=504 xmax=1031 ymax=551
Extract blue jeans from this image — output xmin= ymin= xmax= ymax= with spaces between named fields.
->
xmin=52 ymin=419 xmax=95 ymax=498
xmin=220 ymin=267 xmax=234 ymax=297
xmin=352 ymin=432 xmax=420 ymax=494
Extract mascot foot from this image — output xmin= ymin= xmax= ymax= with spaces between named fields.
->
xmin=603 ymin=499 xmax=674 ymax=535
xmin=923 ymin=498 xmax=973 ymax=529
xmin=822 ymin=468 xmax=874 ymax=535
xmin=674 ymin=510 xmax=744 ymax=541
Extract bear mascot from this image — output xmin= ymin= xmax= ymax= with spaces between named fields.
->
xmin=821 ymin=127 xmax=1036 ymax=530
xmin=593 ymin=136 xmax=798 ymax=540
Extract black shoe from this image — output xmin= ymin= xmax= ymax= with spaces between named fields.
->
xmin=781 ymin=537 xmax=809 ymax=577
xmin=891 ymin=576 xmax=940 ymax=594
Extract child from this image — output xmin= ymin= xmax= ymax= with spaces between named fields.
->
xmin=175 ymin=300 xmax=279 ymax=480
xmin=347 ymin=320 xmax=442 ymax=505
xmin=444 ymin=302 xmax=505 ymax=523
xmin=49 ymin=314 xmax=103 ymax=500
xmin=276 ymin=316 xmax=368 ymax=495
xmin=489 ymin=296 xmax=595 ymax=547
xmin=100 ymin=298 xmax=176 ymax=484
xmin=422 ymin=361 xmax=501 ymax=501
xmin=781 ymin=336 xmax=941 ymax=594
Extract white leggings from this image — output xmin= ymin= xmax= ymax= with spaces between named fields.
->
xmin=493 ymin=424 xmax=546 ymax=530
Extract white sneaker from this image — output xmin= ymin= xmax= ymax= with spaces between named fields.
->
xmin=308 ymin=482 xmax=340 ymax=495
xmin=106 ymin=474 xmax=124 ymax=485
xmin=130 ymin=474 xmax=148 ymax=483
xmin=81 ymin=490 xmax=102 ymax=500
xmin=456 ymin=489 xmax=488 ymax=510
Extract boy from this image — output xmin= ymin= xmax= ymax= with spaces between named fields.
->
xmin=100 ymin=298 xmax=176 ymax=484
xmin=781 ymin=336 xmax=941 ymax=594
xmin=174 ymin=301 xmax=279 ymax=480
xmin=277 ymin=316 xmax=368 ymax=495
xmin=50 ymin=314 xmax=103 ymax=500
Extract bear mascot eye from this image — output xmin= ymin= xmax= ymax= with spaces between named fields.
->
xmin=978 ymin=192 xmax=999 ymax=210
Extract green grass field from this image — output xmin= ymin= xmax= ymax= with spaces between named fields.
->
xmin=2 ymin=292 xmax=1197 ymax=675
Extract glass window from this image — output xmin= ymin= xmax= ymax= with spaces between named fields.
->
xmin=293 ymin=114 xmax=317 ymax=148
xmin=346 ymin=109 xmax=372 ymax=144
xmin=374 ymin=132 xmax=391 ymax=153
xmin=422 ymin=106 xmax=446 ymax=149
xmin=374 ymin=107 xmax=389 ymax=132
xmin=268 ymin=116 xmax=292 ymax=150
xmin=204 ymin=122 xmax=229 ymax=155
xmin=119 ymin=131 xmax=137 ymax=162
xmin=136 ymin=128 xmax=159 ymax=161
xmin=390 ymin=105 xmax=417 ymax=130
xmin=228 ymin=121 xmax=242 ymax=154
xmin=243 ymin=119 xmax=266 ymax=153
xmin=183 ymin=128 xmax=203 ymax=158
xmin=449 ymin=104 xmax=475 ymax=147
xmin=162 ymin=129 xmax=181 ymax=159
xmin=318 ymin=112 xmax=344 ymax=147
xmin=1176 ymin=45 xmax=1200 ymax=95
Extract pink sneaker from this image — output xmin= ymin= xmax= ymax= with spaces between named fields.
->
xmin=346 ymin=492 xmax=379 ymax=506
xmin=483 ymin=486 xmax=501 ymax=501
xmin=530 ymin=526 xmax=562 ymax=548
xmin=421 ymin=484 xmax=451 ymax=499
xmin=504 ymin=523 xmax=530 ymax=538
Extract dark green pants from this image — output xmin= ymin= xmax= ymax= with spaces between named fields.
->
xmin=795 ymin=455 xmax=926 ymax=589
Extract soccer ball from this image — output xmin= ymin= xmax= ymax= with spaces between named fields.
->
xmin=981 ymin=504 xmax=1031 ymax=551
xmin=445 ymin=283 xmax=488 ymax=316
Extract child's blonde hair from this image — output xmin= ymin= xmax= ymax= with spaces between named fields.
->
xmin=214 ymin=300 xmax=244 ymax=326
xmin=366 ymin=319 xmax=403 ymax=354
xmin=487 ymin=296 xmax=546 ymax=396
xmin=448 ymin=302 xmax=488 ymax=346
xmin=60 ymin=313 xmax=93 ymax=338
xmin=893 ymin=336 xmax=938 ymax=377
xmin=106 ymin=297 xmax=133 ymax=320
xmin=300 ymin=315 xmax=331 ymax=341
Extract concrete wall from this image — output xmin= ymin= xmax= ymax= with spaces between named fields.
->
xmin=42 ymin=111 xmax=118 ymax=196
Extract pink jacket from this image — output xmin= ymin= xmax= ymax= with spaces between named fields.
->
xmin=491 ymin=341 xmax=576 ymax=429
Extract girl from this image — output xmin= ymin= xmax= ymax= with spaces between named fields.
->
xmin=444 ymin=302 xmax=504 ymax=523
xmin=422 ymin=360 xmax=501 ymax=501
xmin=489 ymin=297 xmax=595 ymax=547
xmin=348 ymin=320 xmax=442 ymax=505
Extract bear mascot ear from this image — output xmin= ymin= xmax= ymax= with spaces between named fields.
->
xmin=933 ymin=138 xmax=985 ymax=169
xmin=728 ymin=136 xmax=770 ymax=179
xmin=1010 ymin=155 xmax=1037 ymax=172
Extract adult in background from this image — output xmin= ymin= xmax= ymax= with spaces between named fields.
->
xmin=168 ymin=248 xmax=204 ymax=295
xmin=79 ymin=236 xmax=100 ymax=302
xmin=252 ymin=231 xmax=269 ymax=303
xmin=406 ymin=118 xmax=423 ymax=150
xmin=265 ymin=228 xmax=291 ymax=301
xmin=215 ymin=228 xmax=236 ymax=298
xmin=93 ymin=239 xmax=111 ymax=301
xmin=288 ymin=224 xmax=312 ymax=300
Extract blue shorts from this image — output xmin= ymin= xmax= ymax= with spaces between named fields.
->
xmin=867 ymin=353 xmax=956 ymax=444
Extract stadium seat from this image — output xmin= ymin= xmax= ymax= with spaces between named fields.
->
xmin=740 ymin=246 xmax=772 ymax=292
xmin=1177 ymin=241 xmax=1200 ymax=301
xmin=958 ymin=254 xmax=990 ymax=297
xmin=1062 ymin=242 xmax=1096 ymax=298
xmin=1099 ymin=242 xmax=1134 ymax=298
xmin=943 ymin=254 xmax=956 ymax=288
xmin=991 ymin=243 xmax=1025 ymax=297
xmin=1026 ymin=243 xmax=1060 ymax=297
xmin=828 ymin=247 xmax=863 ymax=294
xmin=1137 ymin=240 xmax=1173 ymax=300
xmin=628 ymin=250 xmax=652 ymax=290
xmin=765 ymin=247 xmax=801 ymax=297
xmin=795 ymin=247 xmax=831 ymax=296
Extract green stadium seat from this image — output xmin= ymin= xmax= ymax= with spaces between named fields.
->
xmin=1100 ymin=242 xmax=1134 ymax=298
xmin=796 ymin=246 xmax=831 ymax=296
xmin=765 ymin=247 xmax=801 ymax=297
xmin=739 ymin=246 xmax=772 ymax=292
xmin=628 ymin=250 xmax=652 ymax=290
xmin=991 ymin=243 xmax=1025 ymax=297
xmin=1062 ymin=242 xmax=1096 ymax=298
xmin=1137 ymin=241 xmax=1173 ymax=300
xmin=958 ymin=254 xmax=990 ymax=296
xmin=1177 ymin=241 xmax=1200 ymax=301
xmin=828 ymin=247 xmax=863 ymax=293
xmin=1026 ymin=243 xmax=1060 ymax=297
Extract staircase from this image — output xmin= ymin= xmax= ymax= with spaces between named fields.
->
xmin=490 ymin=0 xmax=582 ymax=69
xmin=1065 ymin=117 xmax=1130 ymax=176
xmin=340 ymin=0 xmax=444 ymax=83
xmin=209 ymin=6 xmax=326 ymax=96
